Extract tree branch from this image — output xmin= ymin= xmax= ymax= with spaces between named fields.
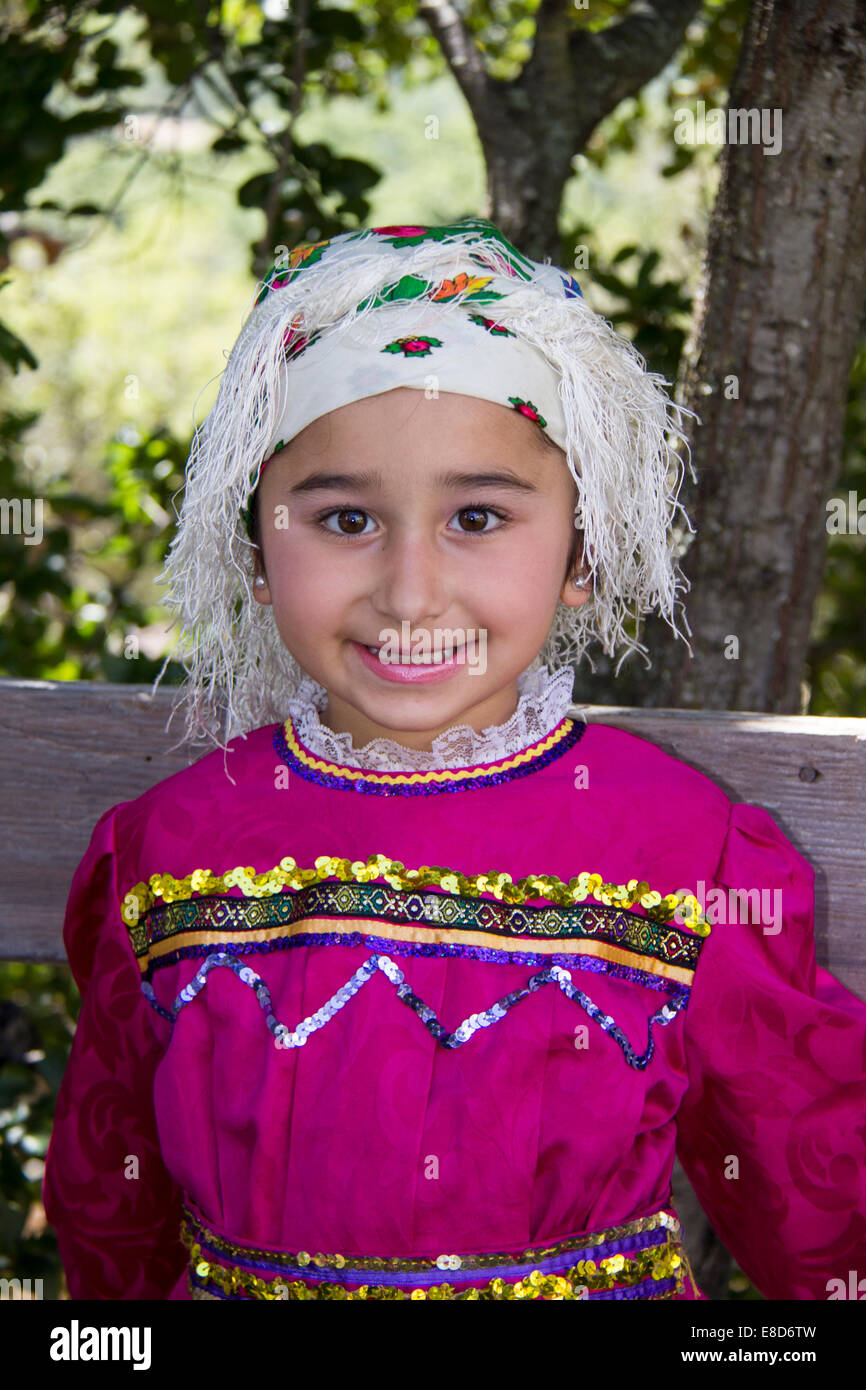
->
xmin=417 ymin=0 xmax=492 ymax=116
xmin=524 ymin=0 xmax=583 ymax=84
xmin=563 ymin=0 xmax=701 ymax=113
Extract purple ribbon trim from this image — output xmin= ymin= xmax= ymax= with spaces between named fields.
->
xmin=189 ymin=1219 xmax=670 ymax=1289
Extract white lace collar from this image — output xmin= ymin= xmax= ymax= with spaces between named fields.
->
xmin=284 ymin=663 xmax=576 ymax=772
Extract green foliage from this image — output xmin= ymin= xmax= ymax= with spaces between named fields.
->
xmin=0 ymin=10 xmax=143 ymax=224
xmin=0 ymin=962 xmax=80 ymax=1296
xmin=1 ymin=1 xmax=394 ymax=283
xmin=0 ymin=411 xmax=188 ymax=684
xmin=575 ymin=0 xmax=749 ymax=177
xmin=0 ymin=281 xmax=39 ymax=373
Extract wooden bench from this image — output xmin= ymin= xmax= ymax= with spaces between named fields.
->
xmin=2 ymin=676 xmax=864 ymax=1298
xmin=3 ymin=677 xmax=864 ymax=988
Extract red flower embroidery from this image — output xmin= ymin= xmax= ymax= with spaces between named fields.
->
xmin=381 ymin=336 xmax=443 ymax=358
xmin=508 ymin=397 xmax=548 ymax=428
xmin=468 ymin=314 xmax=515 ymax=337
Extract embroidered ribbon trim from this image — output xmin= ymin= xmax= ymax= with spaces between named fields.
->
xmin=181 ymin=1202 xmax=689 ymax=1301
xmin=126 ymin=885 xmax=703 ymax=982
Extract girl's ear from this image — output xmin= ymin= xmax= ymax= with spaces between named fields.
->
xmin=561 ymin=523 xmax=592 ymax=608
xmin=560 ymin=568 xmax=593 ymax=610
xmin=252 ymin=554 xmax=271 ymax=605
xmin=253 ymin=575 xmax=271 ymax=604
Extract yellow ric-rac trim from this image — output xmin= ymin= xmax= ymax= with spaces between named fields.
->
xmin=121 ymin=854 xmax=710 ymax=934
xmin=141 ymin=917 xmax=697 ymax=984
xmin=281 ymin=715 xmax=575 ymax=785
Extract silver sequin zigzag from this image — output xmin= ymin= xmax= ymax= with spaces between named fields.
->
xmin=141 ymin=951 xmax=689 ymax=1070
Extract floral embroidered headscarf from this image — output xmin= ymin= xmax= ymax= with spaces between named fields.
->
xmin=157 ymin=218 xmax=694 ymax=750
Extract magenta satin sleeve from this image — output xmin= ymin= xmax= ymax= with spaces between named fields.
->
xmin=675 ymin=801 xmax=866 ymax=1299
xmin=42 ymin=806 xmax=187 ymax=1299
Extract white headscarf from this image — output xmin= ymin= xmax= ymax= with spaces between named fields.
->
xmin=156 ymin=218 xmax=695 ymax=751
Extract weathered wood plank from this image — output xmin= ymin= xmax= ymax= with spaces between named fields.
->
xmin=1 ymin=679 xmax=196 ymax=964
xmin=1 ymin=679 xmax=864 ymax=1000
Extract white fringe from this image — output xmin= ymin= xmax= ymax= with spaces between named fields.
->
xmin=153 ymin=227 xmax=697 ymax=757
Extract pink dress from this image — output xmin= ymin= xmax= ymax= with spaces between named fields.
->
xmin=42 ymin=670 xmax=866 ymax=1300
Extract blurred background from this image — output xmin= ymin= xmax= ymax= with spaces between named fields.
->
xmin=1 ymin=0 xmax=864 ymax=1299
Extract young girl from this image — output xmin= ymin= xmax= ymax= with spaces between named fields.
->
xmin=43 ymin=218 xmax=866 ymax=1301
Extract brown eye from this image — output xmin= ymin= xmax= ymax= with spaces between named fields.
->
xmin=450 ymin=506 xmax=507 ymax=534
xmin=457 ymin=507 xmax=489 ymax=531
xmin=320 ymin=508 xmax=371 ymax=535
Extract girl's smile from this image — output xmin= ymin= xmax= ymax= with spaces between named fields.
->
xmin=351 ymin=636 xmax=467 ymax=684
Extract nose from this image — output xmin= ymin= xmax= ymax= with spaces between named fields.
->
xmin=370 ymin=522 xmax=449 ymax=628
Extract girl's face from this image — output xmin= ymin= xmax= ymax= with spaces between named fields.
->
xmin=252 ymin=387 xmax=591 ymax=750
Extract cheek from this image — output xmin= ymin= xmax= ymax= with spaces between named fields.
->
xmin=264 ymin=529 xmax=361 ymax=631
xmin=490 ymin=522 xmax=570 ymax=595
xmin=262 ymin=533 xmax=316 ymax=608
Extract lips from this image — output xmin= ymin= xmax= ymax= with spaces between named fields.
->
xmin=351 ymin=638 xmax=466 ymax=684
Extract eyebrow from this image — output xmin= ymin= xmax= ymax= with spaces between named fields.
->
xmin=286 ymin=468 xmax=540 ymax=496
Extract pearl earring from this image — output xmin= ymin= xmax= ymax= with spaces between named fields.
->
xmin=254 ymin=576 xmax=266 ymax=588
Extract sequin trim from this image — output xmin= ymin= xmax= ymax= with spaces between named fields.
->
xmin=127 ymin=884 xmax=704 ymax=984
xmin=273 ymin=712 xmax=585 ymax=795
xmin=122 ymin=854 xmax=710 ymax=935
xmin=141 ymin=950 xmax=689 ymax=1068
xmin=181 ymin=1201 xmax=689 ymax=1300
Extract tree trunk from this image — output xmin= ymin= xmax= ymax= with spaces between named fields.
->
xmin=592 ymin=0 xmax=866 ymax=712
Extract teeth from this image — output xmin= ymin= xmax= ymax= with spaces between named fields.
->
xmin=366 ymin=645 xmax=379 ymax=654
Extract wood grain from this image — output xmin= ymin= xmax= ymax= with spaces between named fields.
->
xmin=2 ymin=679 xmax=864 ymax=1000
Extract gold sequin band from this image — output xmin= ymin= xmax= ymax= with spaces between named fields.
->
xmin=181 ymin=1202 xmax=694 ymax=1301
xmin=122 ymin=853 xmax=710 ymax=936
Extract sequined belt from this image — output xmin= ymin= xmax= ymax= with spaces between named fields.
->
xmin=181 ymin=1201 xmax=695 ymax=1300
